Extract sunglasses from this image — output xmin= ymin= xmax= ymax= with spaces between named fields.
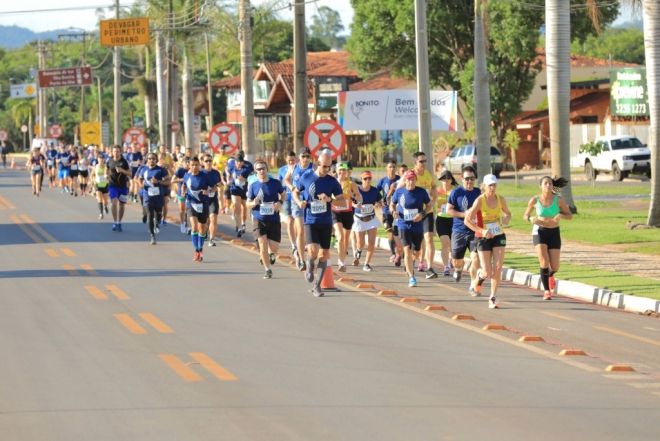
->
xmin=463 ymin=176 xmax=476 ymax=181
xmin=301 ymin=154 xmax=310 ymax=158
xmin=203 ymin=160 xmax=212 ymax=163
xmin=321 ymin=165 xmax=332 ymax=170
xmin=255 ymin=167 xmax=266 ymax=171
xmin=417 ymin=159 xmax=427 ymax=163
xmin=362 ymin=177 xmax=372 ymax=181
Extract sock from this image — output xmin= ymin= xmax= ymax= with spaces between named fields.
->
xmin=306 ymin=258 xmax=314 ymax=273
xmin=315 ymin=260 xmax=328 ymax=289
xmin=192 ymin=232 xmax=199 ymax=249
xmin=199 ymin=234 xmax=206 ymax=248
xmin=388 ymin=239 xmax=396 ymax=254
xmin=540 ymin=267 xmax=550 ymax=291
xmin=98 ymin=202 xmax=103 ymax=214
xmin=477 ymin=271 xmax=486 ymax=286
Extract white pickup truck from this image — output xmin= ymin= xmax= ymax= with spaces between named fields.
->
xmin=579 ymin=135 xmax=651 ymax=181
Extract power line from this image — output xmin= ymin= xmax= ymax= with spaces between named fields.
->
xmin=0 ymin=3 xmax=137 ymax=16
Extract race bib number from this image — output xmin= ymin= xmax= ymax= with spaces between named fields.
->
xmin=47 ymin=159 xmax=54 ymax=166
xmin=147 ymin=186 xmax=160 ymax=197
xmin=310 ymin=200 xmax=327 ymax=214
xmin=208 ymin=191 xmax=216 ymax=198
xmin=440 ymin=203 xmax=448 ymax=216
xmin=403 ymin=208 xmax=419 ymax=221
xmin=532 ymin=224 xmax=539 ymax=235
xmin=131 ymin=161 xmax=139 ymax=167
xmin=361 ymin=204 xmax=375 ymax=215
xmin=233 ymin=178 xmax=244 ymax=188
xmin=96 ymin=175 xmax=107 ymax=184
xmin=70 ymin=164 xmax=78 ymax=171
xmin=260 ymin=202 xmax=275 ymax=216
xmin=32 ymin=165 xmax=41 ymax=171
xmin=191 ymin=202 xmax=203 ymax=213
xmin=486 ymin=222 xmax=502 ymax=236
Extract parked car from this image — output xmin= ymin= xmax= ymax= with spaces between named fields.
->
xmin=442 ymin=144 xmax=503 ymax=178
xmin=579 ymin=135 xmax=651 ymax=181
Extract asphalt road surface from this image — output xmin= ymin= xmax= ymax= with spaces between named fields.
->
xmin=1 ymin=168 xmax=659 ymax=441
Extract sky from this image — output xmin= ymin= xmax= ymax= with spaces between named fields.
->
xmin=0 ymin=0 xmax=355 ymax=33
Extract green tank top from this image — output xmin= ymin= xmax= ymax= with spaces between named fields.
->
xmin=535 ymin=195 xmax=560 ymax=217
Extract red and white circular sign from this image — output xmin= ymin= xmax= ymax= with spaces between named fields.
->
xmin=49 ymin=124 xmax=63 ymax=138
xmin=209 ymin=122 xmax=240 ymax=155
xmin=304 ymin=119 xmax=346 ymax=159
xmin=122 ymin=127 xmax=147 ymax=147
xmin=0 ymin=130 xmax=7 ymax=141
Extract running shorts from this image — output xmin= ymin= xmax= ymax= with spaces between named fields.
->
xmin=435 ymin=216 xmax=453 ymax=238
xmin=451 ymin=230 xmax=477 ymax=259
xmin=281 ymin=198 xmax=292 ymax=217
xmin=332 ymin=210 xmax=354 ymax=230
xmin=108 ymin=185 xmax=129 ymax=203
xmin=256 ymin=220 xmax=282 ymax=243
xmin=477 ymin=234 xmax=506 ymax=252
xmin=96 ymin=185 xmax=109 ymax=194
xmin=304 ymin=223 xmax=333 ymax=250
xmin=400 ymin=229 xmax=424 ymax=252
xmin=422 ymin=212 xmax=435 ymax=234
xmin=187 ymin=205 xmax=209 ymax=224
xmin=533 ymin=226 xmax=561 ymax=249
xmin=58 ymin=169 xmax=70 ymax=180
xmin=230 ymin=187 xmax=247 ymax=199
xmin=208 ymin=196 xmax=220 ymax=215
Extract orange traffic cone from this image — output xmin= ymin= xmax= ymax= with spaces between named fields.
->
xmin=9 ymin=156 xmax=15 ymax=169
xmin=320 ymin=262 xmax=340 ymax=291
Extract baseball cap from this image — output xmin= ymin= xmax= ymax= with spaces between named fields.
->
xmin=404 ymin=170 xmax=417 ymax=180
xmin=483 ymin=174 xmax=498 ymax=186
xmin=361 ymin=171 xmax=372 ymax=179
xmin=337 ymin=162 xmax=349 ymax=171
xmin=298 ymin=147 xmax=311 ymax=156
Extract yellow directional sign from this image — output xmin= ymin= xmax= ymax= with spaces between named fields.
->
xmin=100 ymin=18 xmax=150 ymax=47
xmin=80 ymin=121 xmax=101 ymax=145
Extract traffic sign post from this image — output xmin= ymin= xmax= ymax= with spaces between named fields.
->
xmin=49 ymin=124 xmax=63 ymax=139
xmin=38 ymin=67 xmax=93 ymax=88
xmin=122 ymin=127 xmax=147 ymax=147
xmin=208 ymin=123 xmax=240 ymax=155
xmin=304 ymin=119 xmax=347 ymax=159
xmin=100 ymin=18 xmax=150 ymax=47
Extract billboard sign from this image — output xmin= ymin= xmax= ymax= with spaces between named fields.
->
xmin=610 ymin=68 xmax=649 ymax=117
xmin=337 ymin=89 xmax=458 ymax=131
xmin=38 ymin=67 xmax=92 ymax=88
xmin=100 ymin=18 xmax=150 ymax=47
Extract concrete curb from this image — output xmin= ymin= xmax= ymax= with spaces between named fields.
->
xmin=374 ymin=237 xmax=659 ymax=315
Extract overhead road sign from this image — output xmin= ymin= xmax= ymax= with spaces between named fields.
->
xmin=100 ymin=18 xmax=150 ymax=47
xmin=38 ymin=67 xmax=92 ymax=88
xmin=304 ymin=119 xmax=346 ymax=160
xmin=209 ymin=123 xmax=240 ymax=155
xmin=10 ymin=83 xmax=37 ymax=99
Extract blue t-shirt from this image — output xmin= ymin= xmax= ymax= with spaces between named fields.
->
xmin=447 ymin=186 xmax=482 ymax=234
xmin=183 ymin=171 xmax=210 ymax=208
xmin=355 ymin=186 xmax=382 ymax=218
xmin=203 ymin=169 xmax=222 ymax=199
xmin=377 ymin=175 xmax=400 ymax=215
xmin=296 ymin=169 xmax=343 ymax=225
xmin=392 ymin=186 xmax=431 ymax=233
xmin=136 ymin=165 xmax=148 ymax=197
xmin=292 ymin=163 xmax=313 ymax=192
xmin=174 ymin=167 xmax=188 ymax=196
xmin=141 ymin=165 xmax=168 ymax=204
xmin=278 ymin=164 xmax=293 ymax=201
xmin=128 ymin=151 xmax=143 ymax=170
xmin=57 ymin=152 xmax=71 ymax=169
xmin=229 ymin=161 xmax=254 ymax=192
xmin=46 ymin=148 xmax=58 ymax=165
xmin=247 ymin=178 xmax=284 ymax=223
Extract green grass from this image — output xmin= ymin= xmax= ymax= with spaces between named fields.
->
xmin=495 ymin=180 xmax=651 ymax=199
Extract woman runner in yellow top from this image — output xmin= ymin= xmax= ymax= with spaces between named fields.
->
xmin=464 ymin=174 xmax=511 ymax=309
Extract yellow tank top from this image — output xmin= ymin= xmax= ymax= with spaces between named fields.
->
xmin=479 ymin=194 xmax=503 ymax=224
xmin=415 ymin=169 xmax=434 ymax=193
xmin=333 ymin=179 xmax=353 ymax=212
xmin=436 ymin=185 xmax=455 ymax=218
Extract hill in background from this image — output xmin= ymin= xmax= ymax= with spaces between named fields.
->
xmin=0 ymin=25 xmax=93 ymax=49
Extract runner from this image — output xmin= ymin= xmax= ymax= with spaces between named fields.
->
xmin=68 ymin=146 xmax=80 ymax=197
xmin=77 ymin=152 xmax=90 ymax=197
xmin=212 ymin=145 xmax=230 ymax=214
xmin=353 ymin=170 xmax=382 ymax=272
xmin=447 ymin=165 xmax=482 ymax=294
xmin=391 ymin=170 xmax=431 ymax=287
xmin=46 ymin=143 xmax=58 ymax=188
xmin=202 ymin=153 xmax=222 ymax=246
xmin=158 ymin=152 xmax=173 ymax=226
xmin=292 ymin=150 xmax=345 ymax=297
xmin=284 ymin=147 xmax=314 ymax=271
xmin=182 ymin=157 xmax=211 ymax=261
xmin=94 ymin=154 xmax=110 ymax=219
xmin=278 ymin=151 xmax=298 ymax=258
xmin=56 ymin=144 xmax=71 ymax=193
xmin=227 ymin=150 xmax=254 ymax=237
xmin=523 ymin=176 xmax=573 ymax=300
xmin=128 ymin=143 xmax=145 ymax=202
xmin=106 ymin=145 xmax=131 ymax=232
xmin=332 ymin=162 xmax=360 ymax=272
xmin=377 ymin=159 xmax=402 ymax=267
xmin=140 ymin=153 xmax=170 ymax=245
xmin=435 ymin=169 xmax=459 ymax=276
xmin=464 ymin=174 xmax=511 ymax=308
xmin=171 ymin=156 xmax=191 ymax=234
xmin=247 ymin=159 xmax=285 ymax=279
xmin=26 ymin=146 xmax=45 ymax=196
xmin=412 ymin=151 xmax=438 ymax=279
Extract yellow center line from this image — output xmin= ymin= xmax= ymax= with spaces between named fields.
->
xmin=105 ymin=285 xmax=130 ymax=300
xmin=159 ymin=354 xmax=203 ymax=382
xmin=80 ymin=264 xmax=97 ymax=276
xmin=10 ymin=214 xmax=43 ymax=243
xmin=62 ymin=264 xmax=79 ymax=276
xmin=138 ymin=313 xmax=174 ymax=334
xmin=0 ymin=195 xmax=16 ymax=209
xmin=60 ymin=248 xmax=76 ymax=257
xmin=594 ymin=325 xmax=660 ymax=348
xmin=540 ymin=311 xmax=576 ymax=322
xmin=190 ymin=352 xmax=238 ymax=381
xmin=84 ymin=285 xmax=108 ymax=300
xmin=20 ymin=214 xmax=57 ymax=243
xmin=44 ymin=248 xmax=60 ymax=258
xmin=114 ymin=313 xmax=148 ymax=334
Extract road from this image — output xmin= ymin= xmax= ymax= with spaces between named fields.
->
xmin=1 ymin=168 xmax=659 ymax=440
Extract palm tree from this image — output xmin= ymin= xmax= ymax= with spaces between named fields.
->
xmin=474 ymin=0 xmax=491 ymax=182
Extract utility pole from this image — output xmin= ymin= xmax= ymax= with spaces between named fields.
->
xmin=113 ymin=0 xmax=122 ymax=146
xmin=155 ymin=32 xmax=168 ymax=146
xmin=474 ymin=0 xmax=491 ymax=181
xmin=96 ymin=76 xmax=102 ymax=123
xmin=239 ymin=0 xmax=255 ymax=160
xmin=37 ymin=41 xmax=48 ymax=138
xmin=413 ymin=0 xmax=433 ymax=163
xmin=204 ymin=33 xmax=214 ymax=130
xmin=181 ymin=44 xmax=195 ymax=153
xmin=293 ymin=0 xmax=308 ymax=150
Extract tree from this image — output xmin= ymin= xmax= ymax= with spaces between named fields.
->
xmin=572 ymin=27 xmax=645 ymax=65
xmin=309 ymin=6 xmax=346 ymax=49
xmin=473 ymin=0 xmax=491 ymax=181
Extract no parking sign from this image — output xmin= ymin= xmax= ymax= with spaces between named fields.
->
xmin=304 ymin=119 xmax=346 ymax=159
xmin=122 ymin=127 xmax=147 ymax=147
xmin=209 ymin=122 xmax=240 ymax=154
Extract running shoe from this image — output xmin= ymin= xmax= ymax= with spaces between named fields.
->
xmin=142 ymin=214 xmax=147 ymax=224
xmin=489 ymin=296 xmax=499 ymax=309
xmin=112 ymin=223 xmax=118 ymax=231
xmin=193 ymin=251 xmax=200 ymax=261
xmin=305 ymin=269 xmax=315 ymax=283
xmin=237 ymin=228 xmax=243 ymax=238
xmin=417 ymin=261 xmax=427 ymax=272
xmin=161 ymin=220 xmax=167 ymax=226
xmin=116 ymin=224 xmax=122 ymax=232
xmin=452 ymin=270 xmax=462 ymax=283
xmin=443 ymin=265 xmax=451 ymax=277
xmin=99 ymin=213 xmax=103 ymax=220
xmin=363 ymin=263 xmax=374 ymax=272
xmin=352 ymin=257 xmax=360 ymax=266
xmin=297 ymin=260 xmax=306 ymax=271
xmin=150 ymin=235 xmax=157 ymax=245
xmin=180 ymin=223 xmax=186 ymax=234
xmin=198 ymin=252 xmax=203 ymax=262
xmin=269 ymin=253 xmax=276 ymax=265
xmin=469 ymin=285 xmax=482 ymax=297
xmin=154 ymin=225 xmax=160 ymax=235
xmin=338 ymin=263 xmax=347 ymax=273
xmin=310 ymin=286 xmax=324 ymax=297
xmin=394 ymin=254 xmax=402 ymax=267
xmin=264 ymin=269 xmax=273 ymax=279
xmin=549 ymin=275 xmax=556 ymax=290
xmin=425 ymin=268 xmax=438 ymax=279
xmin=208 ymin=239 xmax=216 ymax=247
xmin=408 ymin=276 xmax=417 ymax=287
xmin=389 ymin=254 xmax=396 ymax=263
xmin=543 ymin=290 xmax=552 ymax=300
